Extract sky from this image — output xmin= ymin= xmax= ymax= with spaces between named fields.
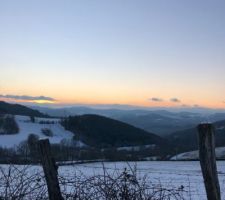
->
xmin=0 ymin=0 xmax=225 ymax=109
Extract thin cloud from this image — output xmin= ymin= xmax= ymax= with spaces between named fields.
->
xmin=0 ymin=94 xmax=55 ymax=101
xmin=170 ymin=98 xmax=181 ymax=103
xmin=150 ymin=97 xmax=163 ymax=102
xmin=193 ymin=104 xmax=199 ymax=107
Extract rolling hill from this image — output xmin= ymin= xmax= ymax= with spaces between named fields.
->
xmin=0 ymin=102 xmax=167 ymax=151
xmin=62 ymin=114 xmax=166 ymax=148
xmin=168 ymin=120 xmax=225 ymax=152
xmin=0 ymin=101 xmax=47 ymax=117
xmin=0 ymin=115 xmax=80 ymax=148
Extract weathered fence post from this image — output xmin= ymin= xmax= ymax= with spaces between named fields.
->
xmin=197 ymin=123 xmax=221 ymax=200
xmin=38 ymin=139 xmax=63 ymax=200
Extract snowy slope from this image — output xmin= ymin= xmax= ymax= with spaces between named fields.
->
xmin=171 ymin=147 xmax=225 ymax=160
xmin=117 ymin=144 xmax=156 ymax=152
xmin=0 ymin=115 xmax=85 ymax=148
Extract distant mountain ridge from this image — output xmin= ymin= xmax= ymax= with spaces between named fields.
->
xmin=31 ymin=105 xmax=225 ymax=136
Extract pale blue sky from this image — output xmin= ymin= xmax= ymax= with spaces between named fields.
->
xmin=0 ymin=0 xmax=225 ymax=108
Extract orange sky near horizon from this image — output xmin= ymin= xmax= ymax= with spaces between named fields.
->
xmin=0 ymin=86 xmax=224 ymax=109
xmin=0 ymin=65 xmax=225 ymax=109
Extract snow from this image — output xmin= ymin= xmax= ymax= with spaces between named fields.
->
xmin=0 ymin=115 xmax=85 ymax=148
xmin=171 ymin=151 xmax=199 ymax=160
xmin=143 ymin=156 xmax=159 ymax=161
xmin=171 ymin=147 xmax=225 ymax=160
xmin=217 ymin=126 xmax=225 ymax=130
xmin=35 ymin=117 xmax=61 ymax=123
xmin=58 ymin=161 xmax=225 ymax=199
xmin=117 ymin=144 xmax=156 ymax=151
xmin=1 ymin=161 xmax=225 ymax=199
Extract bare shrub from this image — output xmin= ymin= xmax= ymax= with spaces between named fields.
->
xmin=58 ymin=163 xmax=187 ymax=200
xmin=0 ymin=164 xmax=188 ymax=200
xmin=0 ymin=165 xmax=47 ymax=199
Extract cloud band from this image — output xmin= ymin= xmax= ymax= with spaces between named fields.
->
xmin=0 ymin=94 xmax=55 ymax=101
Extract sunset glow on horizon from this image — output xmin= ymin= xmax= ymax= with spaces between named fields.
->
xmin=0 ymin=0 xmax=225 ymax=109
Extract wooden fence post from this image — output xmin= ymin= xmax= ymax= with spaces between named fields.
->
xmin=197 ymin=123 xmax=221 ymax=200
xmin=38 ymin=139 xmax=63 ymax=200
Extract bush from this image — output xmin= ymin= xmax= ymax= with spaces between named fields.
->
xmin=0 ymin=115 xmax=19 ymax=135
xmin=30 ymin=116 xmax=35 ymax=123
xmin=0 ymin=164 xmax=187 ymax=200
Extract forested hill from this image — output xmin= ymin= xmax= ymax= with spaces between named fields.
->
xmin=167 ymin=120 xmax=225 ymax=152
xmin=62 ymin=114 xmax=166 ymax=148
xmin=0 ymin=101 xmax=47 ymax=117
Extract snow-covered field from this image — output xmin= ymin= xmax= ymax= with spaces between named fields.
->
xmin=171 ymin=147 xmax=225 ymax=160
xmin=1 ymin=161 xmax=225 ymax=199
xmin=58 ymin=161 xmax=225 ymax=200
xmin=0 ymin=115 xmax=85 ymax=148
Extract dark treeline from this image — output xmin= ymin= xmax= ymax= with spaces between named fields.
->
xmin=0 ymin=115 xmax=19 ymax=135
xmin=0 ymin=134 xmax=171 ymax=164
